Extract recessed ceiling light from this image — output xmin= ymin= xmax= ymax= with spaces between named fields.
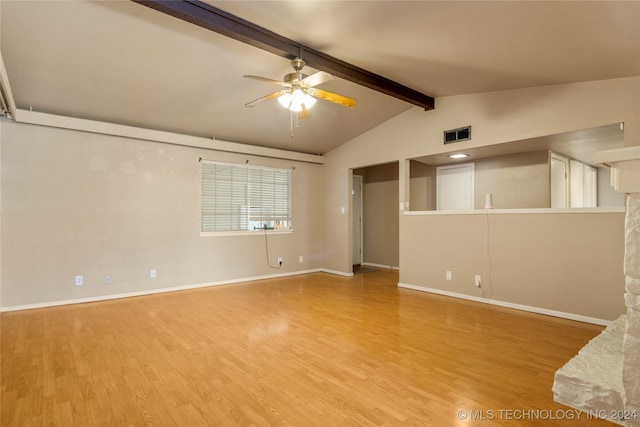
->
xmin=448 ymin=153 xmax=469 ymax=159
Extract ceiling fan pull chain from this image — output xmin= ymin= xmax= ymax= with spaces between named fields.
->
xmin=290 ymin=110 xmax=294 ymax=138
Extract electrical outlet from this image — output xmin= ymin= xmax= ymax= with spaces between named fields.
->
xmin=475 ymin=275 xmax=482 ymax=287
xmin=446 ymin=271 xmax=452 ymax=281
xmin=104 ymin=275 xmax=111 ymax=284
xmin=75 ymin=275 xmax=83 ymax=286
xmin=150 ymin=269 xmax=157 ymax=279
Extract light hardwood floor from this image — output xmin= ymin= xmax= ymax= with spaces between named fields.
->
xmin=2 ymin=270 xmax=616 ymax=426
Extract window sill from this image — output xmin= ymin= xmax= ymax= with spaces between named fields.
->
xmin=199 ymin=230 xmax=294 ymax=237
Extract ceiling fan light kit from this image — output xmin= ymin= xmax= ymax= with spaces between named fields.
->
xmin=277 ymin=89 xmax=316 ymax=112
xmin=244 ymin=58 xmax=356 ymax=118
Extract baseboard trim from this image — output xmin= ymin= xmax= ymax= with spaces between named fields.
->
xmin=319 ymin=268 xmax=354 ymax=277
xmin=1 ymin=269 xmax=326 ymax=312
xmin=362 ymin=262 xmax=399 ymax=271
xmin=398 ymin=282 xmax=612 ymax=326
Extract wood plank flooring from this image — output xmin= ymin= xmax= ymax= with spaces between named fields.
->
xmin=1 ymin=270 xmax=617 ymax=426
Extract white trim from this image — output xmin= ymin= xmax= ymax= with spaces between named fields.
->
xmin=199 ymin=230 xmax=294 ymax=237
xmin=0 ymin=268 xmax=358 ymax=312
xmin=1 ymin=270 xmax=317 ymax=312
xmin=13 ymin=109 xmax=325 ymax=164
xmin=593 ymin=145 xmax=640 ymax=165
xmin=319 ymin=268 xmax=354 ymax=277
xmin=404 ymin=207 xmax=625 ymax=216
xmin=397 ymin=282 xmax=612 ymax=326
xmin=550 ymin=152 xmax=570 ymax=208
xmin=362 ymin=262 xmax=399 ymax=271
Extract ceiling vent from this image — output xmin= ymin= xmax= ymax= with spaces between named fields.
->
xmin=444 ymin=126 xmax=471 ymax=144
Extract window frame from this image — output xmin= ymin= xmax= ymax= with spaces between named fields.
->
xmin=199 ymin=159 xmax=293 ymax=236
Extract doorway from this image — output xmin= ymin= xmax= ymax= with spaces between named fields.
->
xmin=352 ymin=163 xmax=399 ymax=271
xmin=352 ymin=174 xmax=363 ymax=267
xmin=550 ymin=153 xmax=569 ymax=208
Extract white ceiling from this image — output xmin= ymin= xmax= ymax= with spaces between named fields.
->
xmin=1 ymin=1 xmax=639 ymax=155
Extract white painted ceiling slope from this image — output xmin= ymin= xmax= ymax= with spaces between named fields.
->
xmin=1 ymin=1 xmax=639 ymax=155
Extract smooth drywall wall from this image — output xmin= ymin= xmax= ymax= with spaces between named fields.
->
xmin=400 ymin=211 xmax=626 ymax=321
xmin=0 ymin=118 xmax=3 ymax=308
xmin=1 ymin=3 xmax=4 ymax=308
xmin=1 ymin=121 xmax=323 ymax=308
xmin=598 ymin=167 xmax=626 ymax=207
xmin=323 ymin=77 xmax=639 ymax=273
xmin=474 ymin=151 xmax=549 ymax=209
xmin=409 ymin=160 xmax=436 ymax=211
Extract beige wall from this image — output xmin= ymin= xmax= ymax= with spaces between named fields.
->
xmin=1 ymin=121 xmax=323 ymax=308
xmin=400 ymin=211 xmax=626 ymax=321
xmin=0 ymin=5 xmax=2 ymax=310
xmin=474 ymin=151 xmax=550 ymax=209
xmin=0 ymin=118 xmax=3 ymax=308
xmin=409 ymin=160 xmax=436 ymax=211
xmin=2 ymin=77 xmax=637 ymax=320
xmin=325 ymin=77 xmax=639 ymax=271
xmin=323 ymin=77 xmax=638 ymax=319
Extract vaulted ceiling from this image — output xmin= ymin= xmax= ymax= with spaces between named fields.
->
xmin=1 ymin=1 xmax=639 ymax=155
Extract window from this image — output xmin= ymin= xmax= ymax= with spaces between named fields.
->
xmin=201 ymin=160 xmax=292 ymax=233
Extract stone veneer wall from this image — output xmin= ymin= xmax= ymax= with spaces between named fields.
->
xmin=623 ymin=193 xmax=640 ymax=426
xmin=554 ymin=147 xmax=639 ymax=426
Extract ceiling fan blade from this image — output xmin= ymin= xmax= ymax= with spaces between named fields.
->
xmin=307 ymin=88 xmax=356 ymax=107
xmin=243 ymin=75 xmax=291 ymax=88
xmin=301 ymin=71 xmax=334 ymax=88
xmin=245 ymin=90 xmax=284 ymax=107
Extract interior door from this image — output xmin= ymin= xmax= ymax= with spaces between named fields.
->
xmin=436 ymin=163 xmax=474 ymax=210
xmin=584 ymin=165 xmax=597 ymax=207
xmin=550 ymin=153 xmax=569 ymax=208
xmin=352 ymin=175 xmax=363 ymax=266
xmin=570 ymin=159 xmax=585 ymax=208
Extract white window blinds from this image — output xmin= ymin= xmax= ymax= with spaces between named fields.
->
xmin=201 ymin=160 xmax=291 ymax=232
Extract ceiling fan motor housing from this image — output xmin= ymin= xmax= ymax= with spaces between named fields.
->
xmin=284 ymin=72 xmax=307 ymax=85
xmin=291 ymin=58 xmax=306 ymax=71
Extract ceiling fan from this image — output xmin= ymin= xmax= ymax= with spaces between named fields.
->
xmin=243 ymin=58 xmax=356 ymax=118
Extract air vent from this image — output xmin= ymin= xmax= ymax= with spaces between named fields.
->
xmin=444 ymin=126 xmax=471 ymax=144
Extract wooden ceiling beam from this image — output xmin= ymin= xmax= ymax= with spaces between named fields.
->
xmin=131 ymin=0 xmax=435 ymax=110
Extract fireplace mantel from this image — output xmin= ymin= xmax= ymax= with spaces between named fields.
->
xmin=593 ymin=146 xmax=640 ymax=193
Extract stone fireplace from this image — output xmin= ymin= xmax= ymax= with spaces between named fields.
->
xmin=553 ymin=146 xmax=640 ymax=426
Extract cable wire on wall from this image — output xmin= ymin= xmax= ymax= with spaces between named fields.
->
xmin=482 ymin=209 xmax=494 ymax=298
xmin=264 ymin=225 xmax=282 ymax=269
